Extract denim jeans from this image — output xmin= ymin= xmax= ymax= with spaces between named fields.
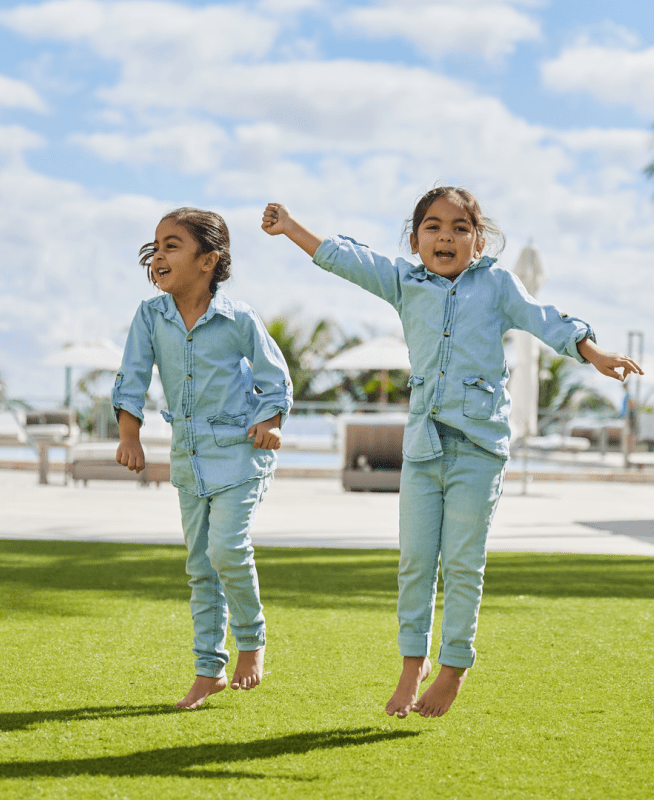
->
xmin=178 ymin=476 xmax=269 ymax=678
xmin=397 ymin=422 xmax=506 ymax=669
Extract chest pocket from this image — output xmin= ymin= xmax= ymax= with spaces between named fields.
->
xmin=463 ymin=377 xmax=495 ymax=420
xmin=208 ymin=413 xmax=250 ymax=447
xmin=408 ymin=375 xmax=425 ymax=414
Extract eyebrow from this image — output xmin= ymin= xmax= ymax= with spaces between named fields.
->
xmin=153 ymin=234 xmax=184 ymax=244
xmin=422 ymin=216 xmax=472 ymax=225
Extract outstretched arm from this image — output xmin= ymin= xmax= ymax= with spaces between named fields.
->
xmin=577 ymin=338 xmax=644 ymax=382
xmin=261 ymin=203 xmax=323 ymax=257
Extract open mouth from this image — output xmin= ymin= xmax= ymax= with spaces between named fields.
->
xmin=156 ymin=268 xmax=171 ymax=278
xmin=435 ymin=250 xmax=455 ymax=259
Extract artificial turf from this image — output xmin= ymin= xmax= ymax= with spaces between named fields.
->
xmin=1 ymin=541 xmax=653 ymax=799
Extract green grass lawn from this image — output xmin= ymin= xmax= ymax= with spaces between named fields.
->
xmin=1 ymin=541 xmax=653 ymax=800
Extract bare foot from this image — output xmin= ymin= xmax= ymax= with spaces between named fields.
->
xmin=230 ymin=646 xmax=265 ymax=690
xmin=412 ymin=665 xmax=467 ymax=717
xmin=175 ymin=674 xmax=228 ymax=709
xmin=385 ymin=656 xmax=432 ymax=718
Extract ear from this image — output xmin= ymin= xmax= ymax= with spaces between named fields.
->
xmin=409 ymin=232 xmax=419 ymax=255
xmin=474 ymin=235 xmax=485 ymax=259
xmin=201 ymin=251 xmax=219 ymax=273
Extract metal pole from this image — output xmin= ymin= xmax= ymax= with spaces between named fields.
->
xmin=520 ymin=420 xmax=530 ymax=495
xmin=623 ymin=331 xmax=644 ymax=468
xmin=64 ymin=366 xmax=72 ymax=407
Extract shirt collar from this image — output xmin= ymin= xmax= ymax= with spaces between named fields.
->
xmin=148 ymin=290 xmax=236 ymax=322
xmin=209 ymin=290 xmax=236 ymax=320
xmin=408 ymin=255 xmax=496 ymax=282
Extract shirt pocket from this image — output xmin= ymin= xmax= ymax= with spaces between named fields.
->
xmin=463 ymin=377 xmax=495 ymax=420
xmin=408 ymin=375 xmax=425 ymax=414
xmin=208 ymin=413 xmax=250 ymax=447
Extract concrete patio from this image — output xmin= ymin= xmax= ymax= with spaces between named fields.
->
xmin=1 ymin=468 xmax=653 ymax=556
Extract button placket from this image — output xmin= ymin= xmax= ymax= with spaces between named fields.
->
xmin=433 ymin=285 xmax=456 ymax=413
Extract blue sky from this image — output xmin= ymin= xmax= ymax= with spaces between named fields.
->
xmin=1 ymin=0 xmax=653 ymax=405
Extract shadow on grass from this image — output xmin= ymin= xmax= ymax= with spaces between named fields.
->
xmin=0 ymin=726 xmax=419 ymax=780
xmin=0 ymin=704 xmax=179 ymax=733
xmin=1 ymin=543 xmax=652 ymax=620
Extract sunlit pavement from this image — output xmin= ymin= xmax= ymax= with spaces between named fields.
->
xmin=1 ymin=469 xmax=653 ymax=555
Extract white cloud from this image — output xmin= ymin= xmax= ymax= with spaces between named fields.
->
xmin=0 ymin=0 xmax=281 ymax=64
xmin=554 ymin=128 xmax=650 ymax=163
xmin=336 ymin=0 xmax=540 ymax=61
xmin=0 ymin=124 xmax=46 ymax=170
xmin=0 ymin=74 xmax=47 ymax=111
xmin=542 ymin=39 xmax=654 ymax=117
xmin=70 ymin=122 xmax=230 ymax=173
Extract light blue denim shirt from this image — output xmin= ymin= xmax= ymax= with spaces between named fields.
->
xmin=112 ymin=291 xmax=292 ymax=497
xmin=314 ymin=236 xmax=594 ymax=460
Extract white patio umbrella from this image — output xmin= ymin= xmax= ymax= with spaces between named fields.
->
xmin=42 ymin=339 xmax=124 ymax=406
xmin=325 ymin=336 xmax=410 ymax=403
xmin=509 ymin=242 xmax=547 ymax=493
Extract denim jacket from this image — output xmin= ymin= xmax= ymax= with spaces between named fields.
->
xmin=314 ymin=236 xmax=594 ymax=460
xmin=112 ymin=291 xmax=292 ymax=497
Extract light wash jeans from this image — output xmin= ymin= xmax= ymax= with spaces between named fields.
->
xmin=398 ymin=422 xmax=506 ymax=669
xmin=178 ymin=476 xmax=269 ymax=678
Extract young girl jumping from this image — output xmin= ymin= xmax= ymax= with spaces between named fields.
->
xmin=113 ymin=207 xmax=292 ymax=709
xmin=261 ymin=188 xmax=642 ymax=719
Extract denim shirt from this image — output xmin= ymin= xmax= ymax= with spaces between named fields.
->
xmin=112 ymin=291 xmax=292 ymax=497
xmin=314 ymin=236 xmax=594 ymax=460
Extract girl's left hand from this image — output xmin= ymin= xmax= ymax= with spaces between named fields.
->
xmin=248 ymin=413 xmax=283 ymax=450
xmin=580 ymin=341 xmax=644 ymax=381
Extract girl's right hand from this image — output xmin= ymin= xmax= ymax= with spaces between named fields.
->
xmin=261 ymin=202 xmax=290 ymax=235
xmin=116 ymin=440 xmax=146 ymax=473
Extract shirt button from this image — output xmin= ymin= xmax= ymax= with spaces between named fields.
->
xmin=185 ymin=415 xmax=191 ymax=420
xmin=187 ymin=335 xmax=193 ymax=342
xmin=186 ymin=374 xmax=192 ymax=380
xmin=450 ymin=289 xmax=456 ymax=295
xmin=189 ymin=450 xmax=196 ymax=456
xmin=443 ymin=331 xmax=450 ymax=337
xmin=432 ymin=408 xmax=438 ymax=414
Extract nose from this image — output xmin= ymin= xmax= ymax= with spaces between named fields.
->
xmin=438 ymin=228 xmax=453 ymax=241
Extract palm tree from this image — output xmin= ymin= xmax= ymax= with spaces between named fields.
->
xmin=266 ymin=315 xmax=361 ymax=401
xmin=538 ymin=353 xmax=616 ymax=433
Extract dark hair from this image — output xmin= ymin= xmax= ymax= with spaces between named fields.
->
xmin=402 ymin=186 xmax=505 ymax=257
xmin=139 ymin=207 xmax=232 ymax=295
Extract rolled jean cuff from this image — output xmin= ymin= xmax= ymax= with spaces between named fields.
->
xmin=438 ymin=643 xmax=476 ymax=669
xmin=398 ymin=632 xmax=431 ymax=657
xmin=195 ymin=664 xmax=227 ymax=679
xmin=235 ymin=630 xmax=266 ymax=652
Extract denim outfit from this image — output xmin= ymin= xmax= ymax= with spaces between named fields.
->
xmin=314 ymin=236 xmax=594 ymax=667
xmin=112 ymin=291 xmax=292 ymax=677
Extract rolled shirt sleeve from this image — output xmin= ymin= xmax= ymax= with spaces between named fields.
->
xmin=111 ymin=302 xmax=155 ymax=423
xmin=240 ymin=308 xmax=293 ymax=427
xmin=502 ymin=271 xmax=595 ymax=363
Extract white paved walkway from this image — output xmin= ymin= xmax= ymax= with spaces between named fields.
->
xmin=1 ymin=469 xmax=653 ymax=555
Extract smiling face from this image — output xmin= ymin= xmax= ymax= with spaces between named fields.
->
xmin=150 ymin=218 xmax=217 ymax=298
xmin=409 ymin=195 xmax=484 ymax=280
